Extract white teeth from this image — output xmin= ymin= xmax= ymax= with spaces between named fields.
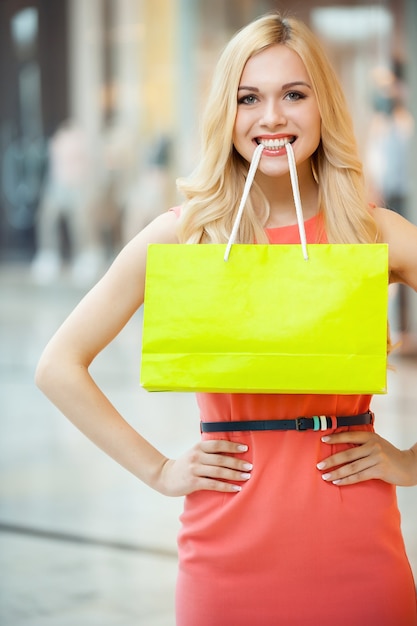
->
xmin=258 ymin=138 xmax=292 ymax=149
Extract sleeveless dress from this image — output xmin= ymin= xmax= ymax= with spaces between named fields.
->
xmin=174 ymin=211 xmax=417 ymax=626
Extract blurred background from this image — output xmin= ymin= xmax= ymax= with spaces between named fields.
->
xmin=1 ymin=1 xmax=416 ymax=625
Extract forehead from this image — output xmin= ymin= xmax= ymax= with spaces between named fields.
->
xmin=239 ymin=44 xmax=310 ymax=85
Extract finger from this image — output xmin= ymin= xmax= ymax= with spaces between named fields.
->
xmin=321 ymin=431 xmax=374 ymax=445
xmin=326 ymin=464 xmax=380 ymax=486
xmin=199 ymin=461 xmax=252 ymax=483
xmin=201 ymin=451 xmax=253 ymax=472
xmin=201 ymin=439 xmax=249 ymax=454
xmin=200 ymin=439 xmax=253 ymax=472
xmin=320 ymin=453 xmax=379 ymax=484
xmin=317 ymin=443 xmax=370 ymax=472
xmin=195 ymin=476 xmax=246 ymax=493
xmin=186 ymin=442 xmax=252 ymax=492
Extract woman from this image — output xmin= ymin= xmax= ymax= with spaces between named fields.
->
xmin=36 ymin=13 xmax=417 ymax=625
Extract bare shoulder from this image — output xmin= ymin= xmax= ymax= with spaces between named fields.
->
xmin=372 ymin=206 xmax=417 ymax=289
xmin=130 ymin=209 xmax=180 ymax=246
xmin=112 ymin=209 xmax=179 ymax=270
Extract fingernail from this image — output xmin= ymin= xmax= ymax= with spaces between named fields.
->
xmin=232 ymin=485 xmax=242 ymax=491
xmin=237 ymin=445 xmax=248 ymax=452
xmin=243 ymin=462 xmax=253 ymax=470
xmin=332 ymin=480 xmax=342 ymax=485
xmin=316 ymin=462 xmax=326 ymax=470
xmin=322 ymin=473 xmax=332 ymax=481
xmin=321 ymin=436 xmax=330 ymax=443
xmin=240 ymin=473 xmax=251 ymax=480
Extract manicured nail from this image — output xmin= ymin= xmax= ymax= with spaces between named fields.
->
xmin=240 ymin=473 xmax=251 ymax=480
xmin=321 ymin=436 xmax=330 ymax=443
xmin=332 ymin=480 xmax=342 ymax=485
xmin=243 ymin=462 xmax=253 ymax=470
xmin=237 ymin=445 xmax=248 ymax=452
xmin=322 ymin=473 xmax=332 ymax=481
xmin=316 ymin=462 xmax=326 ymax=470
xmin=232 ymin=485 xmax=242 ymax=491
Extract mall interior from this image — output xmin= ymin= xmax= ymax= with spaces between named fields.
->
xmin=1 ymin=1 xmax=416 ymax=624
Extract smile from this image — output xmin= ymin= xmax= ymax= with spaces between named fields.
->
xmin=256 ymin=136 xmax=295 ymax=150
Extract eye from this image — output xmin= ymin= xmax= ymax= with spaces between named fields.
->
xmin=237 ymin=94 xmax=258 ymax=105
xmin=284 ymin=91 xmax=306 ymax=102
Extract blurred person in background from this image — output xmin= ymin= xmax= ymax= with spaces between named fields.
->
xmin=366 ymin=64 xmax=415 ymax=346
xmin=122 ymin=134 xmax=172 ymax=244
xmin=35 ymin=13 xmax=417 ymax=626
xmin=31 ymin=120 xmax=108 ymax=286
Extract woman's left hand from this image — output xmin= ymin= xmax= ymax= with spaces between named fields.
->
xmin=317 ymin=431 xmax=417 ymax=487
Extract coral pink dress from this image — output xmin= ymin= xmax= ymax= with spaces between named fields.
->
xmin=174 ymin=212 xmax=417 ymax=626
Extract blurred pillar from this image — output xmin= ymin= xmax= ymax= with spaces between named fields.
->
xmin=111 ymin=0 xmax=142 ymax=133
xmin=68 ymin=0 xmax=103 ymax=173
xmin=141 ymin=0 xmax=176 ymax=139
xmin=175 ymin=0 xmax=198 ymax=175
xmin=404 ymin=0 xmax=417 ymax=341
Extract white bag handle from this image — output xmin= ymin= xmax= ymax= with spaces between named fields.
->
xmin=224 ymin=142 xmax=309 ymax=261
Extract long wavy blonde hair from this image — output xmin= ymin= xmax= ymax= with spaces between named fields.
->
xmin=176 ymin=12 xmax=378 ymax=246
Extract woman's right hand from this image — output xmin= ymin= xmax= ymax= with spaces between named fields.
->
xmin=157 ymin=440 xmax=253 ymax=496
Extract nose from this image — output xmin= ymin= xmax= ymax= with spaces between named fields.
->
xmin=260 ymin=99 xmax=286 ymax=128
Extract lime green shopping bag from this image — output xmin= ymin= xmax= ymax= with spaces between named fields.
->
xmin=140 ymin=242 xmax=388 ymax=394
xmin=140 ymin=144 xmax=389 ymax=394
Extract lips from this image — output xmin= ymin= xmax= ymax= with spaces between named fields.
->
xmin=255 ymin=136 xmax=296 ymax=150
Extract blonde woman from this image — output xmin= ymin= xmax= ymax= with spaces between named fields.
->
xmin=36 ymin=13 xmax=417 ymax=625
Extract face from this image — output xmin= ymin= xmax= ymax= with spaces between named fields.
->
xmin=233 ymin=44 xmax=321 ymax=179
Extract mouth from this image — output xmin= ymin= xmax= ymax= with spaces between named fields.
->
xmin=255 ymin=136 xmax=296 ymax=150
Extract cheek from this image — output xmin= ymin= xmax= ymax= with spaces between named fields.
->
xmin=233 ymin=108 xmax=253 ymax=135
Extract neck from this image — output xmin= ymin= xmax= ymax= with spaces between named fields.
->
xmin=257 ymin=160 xmax=319 ymax=228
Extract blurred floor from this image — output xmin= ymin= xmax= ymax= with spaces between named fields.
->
xmin=1 ymin=265 xmax=416 ymax=626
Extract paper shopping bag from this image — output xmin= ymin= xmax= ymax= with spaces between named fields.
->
xmin=140 ymin=242 xmax=389 ymax=394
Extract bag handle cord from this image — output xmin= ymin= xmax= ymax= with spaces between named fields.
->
xmin=224 ymin=142 xmax=309 ymax=261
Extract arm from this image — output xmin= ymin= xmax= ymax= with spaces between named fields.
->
xmin=36 ymin=210 xmax=252 ymax=496
xmin=376 ymin=206 xmax=417 ymax=291
xmin=317 ymin=208 xmax=417 ymax=487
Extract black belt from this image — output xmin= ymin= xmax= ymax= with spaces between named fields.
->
xmin=200 ymin=411 xmax=374 ymax=433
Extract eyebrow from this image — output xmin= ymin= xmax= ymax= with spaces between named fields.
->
xmin=237 ymin=81 xmax=312 ymax=92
